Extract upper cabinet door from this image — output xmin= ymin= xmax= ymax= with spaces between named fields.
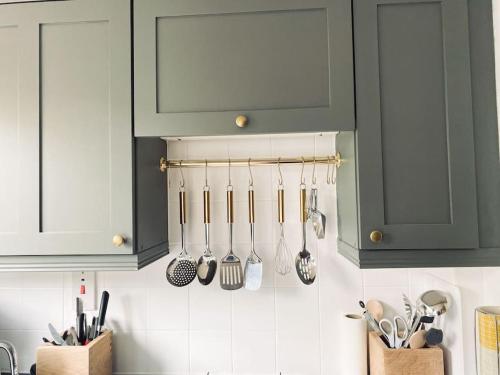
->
xmin=354 ymin=0 xmax=478 ymax=249
xmin=0 ymin=0 xmax=133 ymax=256
xmin=0 ymin=10 xmax=27 ymax=255
xmin=134 ymin=0 xmax=354 ymax=137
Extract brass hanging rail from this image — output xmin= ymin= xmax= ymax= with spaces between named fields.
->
xmin=159 ymin=153 xmax=343 ymax=172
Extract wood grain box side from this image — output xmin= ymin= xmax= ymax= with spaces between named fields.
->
xmin=368 ymin=332 xmax=444 ymax=375
xmin=36 ymin=330 xmax=112 ymax=375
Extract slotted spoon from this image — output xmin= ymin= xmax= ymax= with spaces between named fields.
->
xmin=197 ymin=184 xmax=217 ymax=285
xmin=220 ymin=186 xmax=243 ymax=290
xmin=244 ymin=186 xmax=263 ymax=290
xmin=295 ymin=185 xmax=316 ymax=285
xmin=166 ymin=188 xmax=197 ymax=287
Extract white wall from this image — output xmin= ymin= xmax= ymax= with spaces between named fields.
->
xmin=0 ymin=133 xmax=485 ymax=375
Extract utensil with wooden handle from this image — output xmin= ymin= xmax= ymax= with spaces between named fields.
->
xmin=275 ymin=185 xmax=292 ymax=275
xmin=244 ymin=186 xmax=263 ymax=291
xmin=220 ymin=185 xmax=243 ymax=290
xmin=197 ymin=183 xmax=217 ymax=285
xmin=166 ymin=187 xmax=197 ymax=287
xmin=295 ymin=184 xmax=316 ymax=285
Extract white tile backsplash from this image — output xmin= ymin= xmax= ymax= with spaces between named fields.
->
xmin=190 ymin=330 xmax=232 ymax=374
xmin=232 ymin=330 xmax=276 ymax=375
xmin=0 ymin=134 xmax=488 ymax=374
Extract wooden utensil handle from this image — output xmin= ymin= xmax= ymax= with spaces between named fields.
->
xmin=179 ymin=190 xmax=186 ymax=224
xmin=300 ymin=187 xmax=307 ymax=223
xmin=278 ymin=188 xmax=284 ymax=224
xmin=227 ymin=189 xmax=234 ymax=224
xmin=248 ymin=188 xmax=255 ymax=224
xmin=203 ymin=190 xmax=210 ymax=224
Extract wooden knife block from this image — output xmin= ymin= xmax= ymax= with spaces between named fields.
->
xmin=368 ymin=332 xmax=444 ymax=375
xmin=36 ymin=330 xmax=112 ymax=375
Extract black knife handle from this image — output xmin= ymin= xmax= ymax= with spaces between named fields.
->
xmin=98 ymin=291 xmax=109 ymax=326
xmin=94 ymin=291 xmax=110 ymax=339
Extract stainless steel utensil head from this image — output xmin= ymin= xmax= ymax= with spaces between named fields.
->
xmin=402 ymin=293 xmax=414 ymax=322
xmin=244 ymin=256 xmax=263 ymax=291
xmin=166 ymin=257 xmax=197 ymax=287
xmin=295 ymin=252 xmax=316 ymax=285
xmin=309 ymin=188 xmax=326 ymax=239
xmin=311 ymin=210 xmax=326 ymax=239
xmin=220 ymin=255 xmax=243 ymax=290
xmin=295 ymin=188 xmax=316 ymax=285
xmin=419 ymin=290 xmax=450 ymax=316
xmin=197 ymin=255 xmax=217 ymax=286
xmin=275 ymin=226 xmax=292 ymax=275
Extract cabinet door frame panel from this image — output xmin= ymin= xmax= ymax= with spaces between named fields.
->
xmin=134 ymin=0 xmax=354 ymax=136
xmin=355 ymin=0 xmax=478 ymax=249
xmin=0 ymin=0 xmax=133 ymax=256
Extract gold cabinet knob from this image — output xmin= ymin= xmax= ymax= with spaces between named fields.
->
xmin=369 ymin=230 xmax=383 ymax=244
xmin=112 ymin=234 xmax=126 ymax=247
xmin=235 ymin=115 xmax=248 ymax=128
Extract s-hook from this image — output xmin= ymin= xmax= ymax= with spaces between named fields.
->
xmin=248 ymin=158 xmax=254 ymax=187
xmin=326 ymin=156 xmax=332 ymax=185
xmin=277 ymin=157 xmax=284 ymax=187
xmin=300 ymin=157 xmax=306 ymax=186
xmin=311 ymin=156 xmax=317 ymax=186
xmin=227 ymin=158 xmax=232 ymax=189
xmin=179 ymin=160 xmax=185 ymax=189
xmin=204 ymin=159 xmax=209 ymax=191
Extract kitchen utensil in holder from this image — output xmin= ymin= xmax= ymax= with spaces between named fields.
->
xmin=369 ymin=332 xmax=444 ymax=375
xmin=36 ymin=330 xmax=112 ymax=375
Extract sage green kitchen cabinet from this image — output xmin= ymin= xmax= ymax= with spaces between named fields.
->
xmin=134 ymin=0 xmax=354 ymax=137
xmin=0 ymin=0 xmax=168 ymax=270
xmin=337 ymin=0 xmax=480 ymax=266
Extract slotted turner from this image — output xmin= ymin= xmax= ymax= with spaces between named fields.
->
xmin=220 ymin=186 xmax=243 ymax=290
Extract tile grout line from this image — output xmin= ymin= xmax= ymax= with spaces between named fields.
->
xmin=314 ymin=136 xmax=324 ymax=375
xmin=181 ymin=142 xmax=192 ymax=375
xmin=187 ymin=284 xmax=191 ymax=375
xmin=270 ymin=135 xmax=279 ymax=375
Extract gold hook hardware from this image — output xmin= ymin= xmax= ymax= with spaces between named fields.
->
xmin=277 ymin=157 xmax=284 ymax=187
xmin=178 ymin=160 xmax=185 ymax=189
xmin=326 ymin=156 xmax=332 ymax=185
xmin=300 ymin=157 xmax=306 ymax=186
xmin=248 ymin=158 xmax=254 ymax=187
xmin=204 ymin=159 xmax=209 ymax=190
xmin=331 ymin=154 xmax=337 ymax=185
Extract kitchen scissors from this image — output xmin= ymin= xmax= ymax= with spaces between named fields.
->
xmin=379 ymin=315 xmax=409 ymax=349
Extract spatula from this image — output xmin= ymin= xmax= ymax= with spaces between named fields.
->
xmin=244 ymin=186 xmax=262 ymax=290
xmin=220 ymin=186 xmax=243 ymax=290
